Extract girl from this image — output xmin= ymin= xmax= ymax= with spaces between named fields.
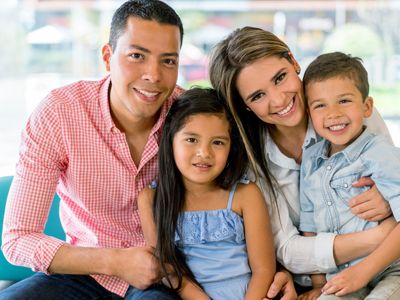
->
xmin=138 ymin=88 xmax=276 ymax=300
xmin=208 ymin=26 xmax=396 ymax=299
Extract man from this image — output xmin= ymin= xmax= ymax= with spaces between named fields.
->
xmin=1 ymin=1 xmax=183 ymax=299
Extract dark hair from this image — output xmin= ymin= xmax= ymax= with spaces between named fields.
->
xmin=303 ymin=51 xmax=369 ymax=100
xmin=153 ymin=87 xmax=248 ymax=290
xmin=109 ymin=0 xmax=184 ymax=51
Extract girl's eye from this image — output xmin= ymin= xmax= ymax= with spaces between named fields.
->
xmin=275 ymin=72 xmax=286 ymax=84
xmin=186 ymin=137 xmax=196 ymax=143
xmin=213 ymin=140 xmax=225 ymax=146
xmin=312 ymin=103 xmax=325 ymax=110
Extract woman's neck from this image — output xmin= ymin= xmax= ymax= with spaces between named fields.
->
xmin=269 ymin=116 xmax=308 ymax=164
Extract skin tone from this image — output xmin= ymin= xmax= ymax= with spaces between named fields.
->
xmin=235 ymin=54 xmax=394 ymax=299
xmin=47 ymin=17 xmax=181 ymax=289
xmin=138 ymin=113 xmax=276 ymax=300
xmin=305 ymin=77 xmax=400 ymax=297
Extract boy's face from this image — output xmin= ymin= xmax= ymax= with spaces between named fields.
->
xmin=306 ymin=76 xmax=373 ymax=154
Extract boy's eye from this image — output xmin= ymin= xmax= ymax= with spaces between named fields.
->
xmin=339 ymin=99 xmax=351 ymax=104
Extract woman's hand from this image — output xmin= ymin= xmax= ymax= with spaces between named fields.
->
xmin=264 ymin=270 xmax=297 ymax=300
xmin=349 ymin=177 xmax=391 ymax=221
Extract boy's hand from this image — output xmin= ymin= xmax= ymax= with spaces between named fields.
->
xmin=350 ymin=177 xmax=391 ymax=221
xmin=321 ymin=265 xmax=370 ymax=296
xmin=264 ymin=270 xmax=297 ymax=300
xmin=297 ymin=287 xmax=322 ymax=300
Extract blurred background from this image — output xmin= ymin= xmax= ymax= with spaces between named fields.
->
xmin=1 ymin=0 xmax=399 ymax=175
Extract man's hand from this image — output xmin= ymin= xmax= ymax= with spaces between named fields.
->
xmin=350 ymin=177 xmax=391 ymax=221
xmin=263 ymin=270 xmax=297 ymax=300
xmin=111 ymin=246 xmax=161 ymax=289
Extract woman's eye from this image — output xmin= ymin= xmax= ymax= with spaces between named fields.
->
xmin=251 ymin=92 xmax=265 ymax=102
xmin=275 ymin=72 xmax=286 ymax=84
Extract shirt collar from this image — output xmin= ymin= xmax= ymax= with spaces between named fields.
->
xmin=316 ymin=126 xmax=373 ymax=162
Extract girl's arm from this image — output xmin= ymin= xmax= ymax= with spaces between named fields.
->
xmin=323 ymin=223 xmax=400 ymax=296
xmin=238 ymin=182 xmax=276 ymax=299
xmin=137 ymin=188 xmax=210 ymax=300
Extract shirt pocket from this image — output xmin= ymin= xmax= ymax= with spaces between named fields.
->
xmin=330 ymin=174 xmax=368 ymax=206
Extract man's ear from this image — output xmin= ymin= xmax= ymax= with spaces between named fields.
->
xmin=102 ymin=43 xmax=113 ymax=72
xmin=363 ymin=96 xmax=374 ymax=118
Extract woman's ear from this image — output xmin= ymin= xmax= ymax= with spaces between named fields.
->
xmin=363 ymin=96 xmax=374 ymax=118
xmin=287 ymin=52 xmax=301 ymax=74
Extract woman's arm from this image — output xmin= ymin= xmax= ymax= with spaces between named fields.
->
xmin=238 ymin=182 xmax=276 ymax=299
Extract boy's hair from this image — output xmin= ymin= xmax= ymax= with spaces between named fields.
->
xmin=303 ymin=51 xmax=369 ymax=100
xmin=153 ymin=87 xmax=248 ymax=290
xmin=109 ymin=0 xmax=184 ymax=51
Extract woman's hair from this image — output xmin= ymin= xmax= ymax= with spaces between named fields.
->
xmin=153 ymin=87 xmax=248 ymax=290
xmin=209 ymin=26 xmax=293 ymax=203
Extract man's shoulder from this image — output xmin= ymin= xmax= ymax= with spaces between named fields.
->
xmin=47 ymin=76 xmax=109 ymax=106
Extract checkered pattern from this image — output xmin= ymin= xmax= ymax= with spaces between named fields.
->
xmin=2 ymin=75 xmax=183 ymax=296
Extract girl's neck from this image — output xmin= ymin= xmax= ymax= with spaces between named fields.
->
xmin=183 ymin=181 xmax=228 ymax=211
xmin=269 ymin=116 xmax=308 ymax=164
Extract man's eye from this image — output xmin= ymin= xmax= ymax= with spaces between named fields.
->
xmin=164 ymin=58 xmax=177 ymax=66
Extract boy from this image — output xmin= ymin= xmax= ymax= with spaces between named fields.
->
xmin=299 ymin=52 xmax=400 ymax=300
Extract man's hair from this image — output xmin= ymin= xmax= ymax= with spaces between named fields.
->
xmin=303 ymin=51 xmax=369 ymax=100
xmin=109 ymin=0 xmax=183 ymax=51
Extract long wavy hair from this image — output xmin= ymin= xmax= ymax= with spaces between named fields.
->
xmin=209 ymin=26 xmax=297 ymax=206
xmin=153 ymin=87 xmax=248 ymax=290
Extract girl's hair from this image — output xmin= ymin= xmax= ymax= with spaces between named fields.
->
xmin=153 ymin=87 xmax=248 ymax=290
xmin=209 ymin=26 xmax=293 ymax=203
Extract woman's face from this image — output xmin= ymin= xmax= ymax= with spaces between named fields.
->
xmin=236 ymin=55 xmax=306 ymax=129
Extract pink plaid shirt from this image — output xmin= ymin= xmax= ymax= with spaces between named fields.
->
xmin=2 ymin=75 xmax=183 ymax=296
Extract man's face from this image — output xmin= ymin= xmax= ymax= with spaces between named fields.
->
xmin=103 ymin=17 xmax=181 ymax=124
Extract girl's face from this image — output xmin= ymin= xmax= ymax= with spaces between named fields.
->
xmin=236 ymin=55 xmax=306 ymax=129
xmin=172 ymin=113 xmax=231 ymax=187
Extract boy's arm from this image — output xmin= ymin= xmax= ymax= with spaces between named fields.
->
xmin=323 ymin=223 xmax=400 ymax=296
xmin=137 ymin=188 xmax=210 ymax=300
xmin=238 ymin=182 xmax=276 ymax=299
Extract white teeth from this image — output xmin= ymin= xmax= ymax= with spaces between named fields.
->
xmin=276 ymin=99 xmax=294 ymax=116
xmin=329 ymin=124 xmax=346 ymax=131
xmin=138 ymin=89 xmax=159 ymax=97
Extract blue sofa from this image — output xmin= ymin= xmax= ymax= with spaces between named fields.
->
xmin=0 ymin=176 xmax=65 ymax=282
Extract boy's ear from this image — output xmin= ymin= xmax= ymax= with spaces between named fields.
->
xmin=363 ymin=96 xmax=374 ymax=118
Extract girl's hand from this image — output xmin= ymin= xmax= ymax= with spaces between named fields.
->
xmin=321 ymin=265 xmax=370 ymax=297
xmin=350 ymin=177 xmax=391 ymax=221
xmin=264 ymin=270 xmax=297 ymax=300
xmin=297 ymin=287 xmax=322 ymax=300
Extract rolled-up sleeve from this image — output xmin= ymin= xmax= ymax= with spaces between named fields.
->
xmin=1 ymin=98 xmax=66 ymax=273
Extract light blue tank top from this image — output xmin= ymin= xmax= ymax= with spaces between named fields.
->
xmin=175 ymin=180 xmax=251 ymax=300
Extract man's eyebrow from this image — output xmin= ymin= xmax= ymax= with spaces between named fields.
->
xmin=128 ymin=44 xmax=179 ymax=57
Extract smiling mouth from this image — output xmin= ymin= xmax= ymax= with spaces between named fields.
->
xmin=276 ymin=98 xmax=294 ymax=116
xmin=193 ymin=163 xmax=212 ymax=168
xmin=135 ymin=88 xmax=161 ymax=98
xmin=327 ymin=124 xmax=347 ymax=131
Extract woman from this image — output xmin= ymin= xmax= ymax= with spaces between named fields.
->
xmin=209 ymin=26 xmax=394 ymax=299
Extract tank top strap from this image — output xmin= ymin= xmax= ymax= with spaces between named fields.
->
xmin=227 ymin=175 xmax=250 ymax=210
xmin=227 ymin=181 xmax=238 ymax=210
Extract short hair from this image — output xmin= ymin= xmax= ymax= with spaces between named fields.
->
xmin=109 ymin=0 xmax=183 ymax=51
xmin=303 ymin=51 xmax=369 ymax=100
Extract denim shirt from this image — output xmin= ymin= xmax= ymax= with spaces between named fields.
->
xmin=300 ymin=127 xmax=400 ymax=277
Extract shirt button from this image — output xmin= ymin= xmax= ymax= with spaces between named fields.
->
xmin=327 ymin=201 xmax=332 ymax=206
xmin=327 ymin=165 xmax=332 ymax=170
xmin=344 ymin=263 xmax=349 ymax=268
xmin=344 ymin=183 xmax=348 ymax=188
